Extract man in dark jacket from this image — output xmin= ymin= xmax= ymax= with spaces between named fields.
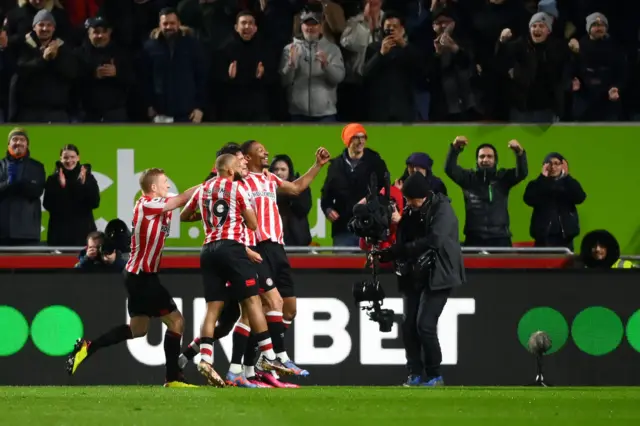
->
xmin=0 ymin=127 xmax=45 ymax=246
xmin=6 ymin=0 xmax=71 ymax=48
xmin=143 ymin=8 xmax=206 ymax=123
xmin=445 ymin=135 xmax=528 ymax=247
xmin=10 ymin=9 xmax=78 ymax=122
xmin=569 ymin=13 xmax=627 ymax=122
xmin=523 ymin=152 xmax=586 ymax=250
xmin=76 ymin=17 xmax=134 ymax=122
xmin=376 ymin=173 xmax=465 ymax=387
xmin=321 ymin=123 xmax=388 ymax=246
xmin=362 ymin=12 xmax=425 ymax=122
xmin=215 ymin=11 xmax=271 ymax=122
xmin=496 ymin=12 xmax=570 ymax=123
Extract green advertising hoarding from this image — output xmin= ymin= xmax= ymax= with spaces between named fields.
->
xmin=2 ymin=124 xmax=638 ymax=253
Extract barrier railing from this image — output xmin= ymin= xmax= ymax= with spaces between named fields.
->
xmin=0 ymin=246 xmax=574 ymax=255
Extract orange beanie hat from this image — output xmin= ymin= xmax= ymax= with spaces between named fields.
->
xmin=341 ymin=123 xmax=367 ymax=146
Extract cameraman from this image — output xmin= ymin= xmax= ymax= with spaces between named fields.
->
xmin=75 ymin=231 xmax=126 ymax=272
xmin=375 ymin=173 xmax=465 ymax=387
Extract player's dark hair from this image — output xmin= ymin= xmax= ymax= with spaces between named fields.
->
xmin=60 ymin=144 xmax=79 ymax=156
xmin=140 ymin=168 xmax=165 ymax=193
xmin=159 ymin=7 xmax=178 ymax=18
xmin=382 ymin=11 xmax=405 ymax=27
xmin=240 ymin=140 xmax=258 ymax=155
xmin=216 ymin=142 xmax=241 ymax=157
xmin=236 ymin=10 xmax=255 ymax=23
xmin=87 ymin=231 xmax=105 ymax=244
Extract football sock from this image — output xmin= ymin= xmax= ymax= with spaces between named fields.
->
xmin=182 ymin=337 xmax=200 ymax=360
xmin=244 ymin=365 xmax=256 ymax=378
xmin=243 ymin=333 xmax=258 ymax=367
xmin=256 ymin=331 xmax=276 ymax=360
xmin=88 ymin=324 xmax=132 ymax=356
xmin=200 ymin=337 xmax=214 ymax=364
xmin=164 ymin=331 xmax=182 ymax=382
xmin=231 ymin=323 xmax=250 ymax=365
xmin=283 ymin=319 xmax=292 ymax=335
xmin=266 ymin=311 xmax=288 ymax=360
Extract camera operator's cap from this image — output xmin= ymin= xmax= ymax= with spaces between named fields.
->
xmin=586 ymin=12 xmax=608 ymax=32
xmin=85 ymin=16 xmax=111 ymax=30
xmin=341 ymin=123 xmax=367 ymax=146
xmin=300 ymin=10 xmax=322 ymax=24
xmin=33 ymin=9 xmax=56 ymax=27
xmin=406 ymin=152 xmax=433 ymax=171
xmin=402 ymin=173 xmax=431 ymax=199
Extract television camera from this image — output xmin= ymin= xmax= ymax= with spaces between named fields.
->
xmin=347 ymin=172 xmax=396 ymax=333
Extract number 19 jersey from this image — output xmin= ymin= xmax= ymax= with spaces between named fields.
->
xmin=186 ymin=177 xmax=253 ymax=245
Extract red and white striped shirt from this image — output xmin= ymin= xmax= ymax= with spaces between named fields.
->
xmin=186 ymin=177 xmax=253 ymax=245
xmin=244 ymin=172 xmax=284 ymax=245
xmin=125 ymin=196 xmax=173 ymax=274
xmin=238 ymin=180 xmax=257 ymax=247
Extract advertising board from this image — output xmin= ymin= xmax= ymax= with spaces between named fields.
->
xmin=2 ymin=124 xmax=639 ymax=253
xmin=1 ymin=270 xmax=639 ymax=386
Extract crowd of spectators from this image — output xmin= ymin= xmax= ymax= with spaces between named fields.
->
xmin=1 ymin=124 xmax=636 ymax=270
xmin=0 ymin=0 xmax=638 ymax=123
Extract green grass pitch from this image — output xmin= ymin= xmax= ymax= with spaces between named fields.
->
xmin=1 ymin=387 xmax=640 ymax=425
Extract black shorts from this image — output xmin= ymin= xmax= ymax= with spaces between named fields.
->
xmin=200 ymin=240 xmax=259 ymax=302
xmin=124 ymin=271 xmax=178 ymax=318
xmin=254 ymin=241 xmax=295 ymax=298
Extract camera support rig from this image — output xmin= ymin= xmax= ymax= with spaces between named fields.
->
xmin=353 ymin=239 xmax=396 ymax=333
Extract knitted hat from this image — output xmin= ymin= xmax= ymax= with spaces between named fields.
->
xmin=341 ymin=123 xmax=367 ymax=146
xmin=529 ymin=12 xmax=553 ymax=31
xmin=8 ymin=127 xmax=29 ymax=143
xmin=402 ymin=173 xmax=431 ymax=199
xmin=543 ymin=152 xmax=565 ymax=164
xmin=405 ymin=153 xmax=434 ymax=171
xmin=33 ymin=9 xmax=56 ymax=27
xmin=586 ymin=12 xmax=608 ymax=33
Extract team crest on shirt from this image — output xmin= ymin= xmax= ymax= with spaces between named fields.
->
xmin=266 ymin=278 xmax=274 ymax=286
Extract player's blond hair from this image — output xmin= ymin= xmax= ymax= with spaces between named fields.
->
xmin=139 ymin=168 xmax=165 ymax=193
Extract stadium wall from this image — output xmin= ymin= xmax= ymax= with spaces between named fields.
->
xmin=4 ymin=124 xmax=640 ymax=253
xmin=1 ymin=269 xmax=639 ymax=386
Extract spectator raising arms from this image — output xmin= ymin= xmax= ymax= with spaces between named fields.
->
xmin=269 ymin=154 xmax=312 ymax=247
xmin=43 ymin=143 xmax=100 ymax=247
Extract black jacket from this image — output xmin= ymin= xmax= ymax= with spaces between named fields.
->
xmin=142 ymin=27 xmax=207 ymax=117
xmin=6 ymin=3 xmax=71 ymax=48
xmin=215 ymin=33 xmax=271 ymax=121
xmin=390 ymin=192 xmax=466 ymax=291
xmin=43 ymin=164 xmax=100 ymax=246
xmin=0 ymin=152 xmax=45 ymax=241
xmin=445 ymin=145 xmax=528 ymax=240
xmin=75 ymin=40 xmax=134 ymax=114
xmin=363 ymin=42 xmax=425 ymax=121
xmin=10 ymin=33 xmax=78 ymax=118
xmin=320 ymin=148 xmax=388 ymax=237
xmin=496 ymin=35 xmax=570 ymax=115
xmin=523 ymin=174 xmax=586 ymax=244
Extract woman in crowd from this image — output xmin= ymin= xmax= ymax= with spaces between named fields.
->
xmin=43 ymin=144 xmax=100 ymax=246
xmin=269 ymin=154 xmax=312 ymax=246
